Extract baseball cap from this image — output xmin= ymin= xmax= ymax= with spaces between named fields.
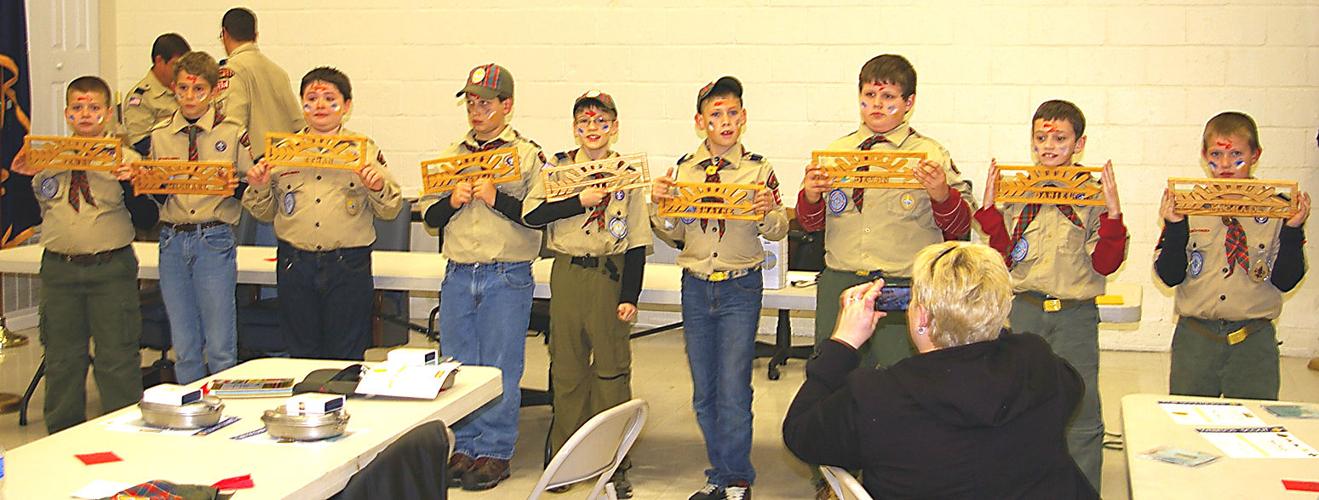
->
xmin=696 ymin=76 xmax=742 ymax=113
xmin=573 ymin=90 xmax=617 ymax=116
xmin=455 ymin=63 xmax=514 ymax=100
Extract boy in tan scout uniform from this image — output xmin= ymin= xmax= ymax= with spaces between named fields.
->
xmin=522 ymin=90 xmax=648 ymax=497
xmin=139 ymin=51 xmax=255 ymax=385
xmin=797 ymin=54 xmax=974 ymax=371
xmin=421 ymin=63 xmax=545 ymax=492
xmin=121 ymin=33 xmax=190 ymax=152
xmin=216 ymin=7 xmax=303 ymax=147
xmin=973 ymin=100 xmax=1127 ymax=492
xmin=9 ymin=76 xmax=158 ymax=434
xmin=651 ymin=76 xmax=787 ymax=500
xmin=243 ymin=67 xmax=402 ymax=360
xmin=1156 ymin=112 xmax=1310 ymax=400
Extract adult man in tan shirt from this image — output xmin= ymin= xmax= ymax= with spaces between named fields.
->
xmin=216 ymin=7 xmax=303 ymax=149
xmin=420 ymin=63 xmax=544 ymax=492
xmin=121 ymin=33 xmax=190 ymax=152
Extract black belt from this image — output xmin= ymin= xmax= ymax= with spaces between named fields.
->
xmin=1016 ymin=291 xmax=1091 ymax=312
xmin=164 ymin=221 xmax=226 ymax=232
xmin=1183 ymin=317 xmax=1260 ymax=346
xmin=46 ymin=245 xmax=130 ymax=266
xmin=568 ymin=255 xmax=620 ymax=281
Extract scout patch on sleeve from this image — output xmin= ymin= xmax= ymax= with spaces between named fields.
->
xmin=766 ymin=171 xmax=782 ymax=204
xmin=126 ymin=95 xmax=142 ymax=107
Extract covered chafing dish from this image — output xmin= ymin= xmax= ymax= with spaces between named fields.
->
xmin=261 ymin=405 xmax=350 ymax=441
xmin=139 ymin=395 xmax=224 ymax=429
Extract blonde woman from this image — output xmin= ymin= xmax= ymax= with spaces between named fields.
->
xmin=783 ymin=242 xmax=1096 ymax=499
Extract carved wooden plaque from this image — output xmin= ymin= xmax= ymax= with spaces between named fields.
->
xmin=811 ymin=150 xmax=926 ymax=189
xmin=657 ymin=182 xmax=764 ymax=221
xmin=542 ymin=153 xmax=650 ymax=202
xmin=23 ymin=135 xmax=121 ymax=172
xmin=129 ymin=160 xmax=235 ymax=195
xmin=420 ymin=147 xmax=521 ymax=196
xmin=995 ymin=165 xmax=1106 ymax=206
xmin=1168 ymin=177 xmax=1299 ymax=218
xmin=264 ymin=133 xmax=368 ymax=170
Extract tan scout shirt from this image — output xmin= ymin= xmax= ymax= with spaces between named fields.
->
xmin=216 ymin=43 xmax=304 ymax=149
xmin=1174 ymin=215 xmax=1285 ymax=320
xmin=120 ymin=70 xmax=177 ymax=147
xmin=650 ymin=142 xmax=789 ymax=274
xmin=524 ymin=149 xmax=652 ymax=257
xmin=820 ymin=123 xmax=973 ymax=278
xmin=242 ymin=128 xmax=403 ymax=251
xmin=421 ymin=126 xmax=545 ymax=263
xmin=150 ymin=107 xmax=255 ymax=225
xmin=32 ymin=141 xmax=141 ymax=254
xmin=999 ymin=200 xmax=1108 ymax=300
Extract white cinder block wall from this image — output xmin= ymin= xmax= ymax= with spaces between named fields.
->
xmin=105 ymin=0 xmax=1319 ymax=355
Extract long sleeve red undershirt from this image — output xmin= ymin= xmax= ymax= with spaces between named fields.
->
xmin=795 ymin=188 xmax=972 ymax=241
xmin=973 ymin=205 xmax=1128 ymax=275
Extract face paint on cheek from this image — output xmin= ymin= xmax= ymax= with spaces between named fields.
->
xmin=303 ymin=103 xmax=313 ymax=112
xmin=96 ymin=115 xmax=104 ymax=124
xmin=330 ymin=102 xmax=341 ymax=111
xmin=1235 ymin=159 xmax=1246 ymax=168
xmin=886 ymin=105 xmax=898 ymax=115
xmin=67 ymin=115 xmax=75 ymax=121
xmin=601 ymin=124 xmax=610 ymax=131
xmin=1208 ymin=161 xmax=1219 ymax=170
xmin=576 ymin=127 xmax=585 ymax=136
xmin=707 ymin=122 xmax=716 ymax=131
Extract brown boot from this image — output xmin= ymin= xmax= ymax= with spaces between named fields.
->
xmin=446 ymin=453 xmax=474 ymax=487
xmin=461 ymin=457 xmax=511 ymax=491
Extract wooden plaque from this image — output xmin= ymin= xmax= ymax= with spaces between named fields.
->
xmin=23 ymin=135 xmax=121 ymax=172
xmin=542 ymin=153 xmax=650 ymax=202
xmin=657 ymin=182 xmax=764 ymax=221
xmin=1168 ymin=177 xmax=1299 ymax=219
xmin=420 ymin=147 xmax=521 ymax=196
xmin=264 ymin=133 xmax=368 ymax=170
xmin=994 ymin=165 xmax=1106 ymax=206
xmin=811 ymin=150 xmax=926 ymax=189
xmin=129 ymin=160 xmax=235 ymax=195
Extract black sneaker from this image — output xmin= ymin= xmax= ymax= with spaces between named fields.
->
xmin=461 ymin=457 xmax=511 ymax=491
xmin=724 ymin=481 xmax=751 ymax=500
xmin=689 ymin=482 xmax=723 ymax=500
xmin=610 ymin=468 xmax=634 ymax=498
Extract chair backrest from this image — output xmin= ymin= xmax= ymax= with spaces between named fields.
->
xmin=820 ymin=466 xmax=872 ymax=500
xmin=372 ymin=199 xmax=413 ymax=252
xmin=529 ymin=399 xmax=649 ymax=500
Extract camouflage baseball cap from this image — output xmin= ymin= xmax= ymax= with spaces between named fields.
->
xmin=455 ymin=63 xmax=514 ymax=100
xmin=696 ymin=76 xmax=742 ymax=113
xmin=572 ymin=90 xmax=617 ymax=116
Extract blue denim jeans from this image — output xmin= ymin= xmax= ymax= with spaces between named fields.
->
xmin=681 ymin=271 xmax=762 ymax=486
xmin=439 ymin=260 xmax=533 ymax=460
xmin=158 ymin=224 xmax=238 ymax=384
xmin=276 ymin=242 xmax=374 ymax=360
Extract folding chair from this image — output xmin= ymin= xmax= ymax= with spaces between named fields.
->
xmin=529 ymin=399 xmax=648 ymax=499
xmin=820 ymin=465 xmax=872 ymax=500
xmin=331 ymin=420 xmax=453 ymax=500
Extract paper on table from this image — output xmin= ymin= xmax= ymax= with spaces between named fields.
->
xmin=1197 ymin=426 xmax=1319 ymax=459
xmin=1158 ymin=401 xmax=1266 ymax=426
xmin=72 ymin=480 xmax=136 ymax=499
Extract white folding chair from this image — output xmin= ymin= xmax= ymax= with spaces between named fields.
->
xmin=529 ymin=399 xmax=649 ymax=499
xmin=820 ymin=465 xmax=873 ymax=500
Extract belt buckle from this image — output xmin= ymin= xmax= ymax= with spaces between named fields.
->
xmin=708 ymin=271 xmax=728 ymax=282
xmin=1043 ymin=298 xmax=1062 ymax=313
xmin=1226 ymin=327 xmax=1248 ymax=345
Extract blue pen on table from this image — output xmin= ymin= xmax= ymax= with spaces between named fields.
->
xmin=192 ymin=416 xmax=240 ymax=436
xmin=230 ymin=427 xmax=268 ymax=441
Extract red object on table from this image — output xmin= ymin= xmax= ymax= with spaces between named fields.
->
xmin=1282 ymin=479 xmax=1319 ymax=492
xmin=75 ymin=451 xmax=122 ymax=465
xmin=212 ymin=474 xmax=255 ymax=490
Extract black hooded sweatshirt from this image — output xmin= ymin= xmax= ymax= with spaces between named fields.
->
xmin=783 ymin=332 xmax=1098 ymax=499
